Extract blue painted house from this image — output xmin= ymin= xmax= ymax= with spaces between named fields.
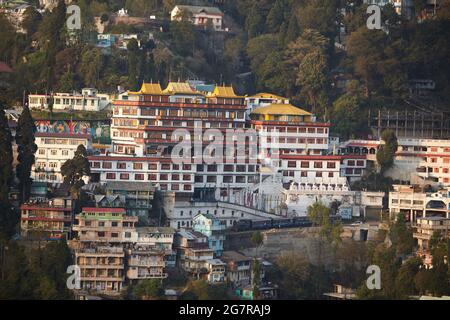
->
xmin=192 ymin=213 xmax=226 ymax=257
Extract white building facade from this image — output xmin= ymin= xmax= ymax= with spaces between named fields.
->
xmin=28 ymin=88 xmax=111 ymax=112
xmin=32 ymin=132 xmax=92 ymax=183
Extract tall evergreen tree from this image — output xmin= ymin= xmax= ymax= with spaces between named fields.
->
xmin=0 ymin=105 xmax=14 ymax=236
xmin=15 ymin=105 xmax=37 ymax=203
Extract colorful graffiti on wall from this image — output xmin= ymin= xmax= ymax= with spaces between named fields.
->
xmin=35 ymin=120 xmax=111 ymax=143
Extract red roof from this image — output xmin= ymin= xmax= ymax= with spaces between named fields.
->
xmin=88 ymin=155 xmax=174 ymax=162
xmin=82 ymin=207 xmax=126 ymax=213
xmin=36 ymin=132 xmax=91 ymax=139
xmin=20 ymin=205 xmax=71 ymax=211
xmin=346 ymin=143 xmax=379 ymax=148
xmin=21 ymin=217 xmax=70 ymax=222
xmin=396 ymin=152 xmax=450 ymax=158
xmin=280 ymin=154 xmax=366 ymax=160
xmin=0 ymin=61 xmax=13 ymax=73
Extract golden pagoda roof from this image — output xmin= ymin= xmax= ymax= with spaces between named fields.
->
xmin=248 ymin=92 xmax=287 ymax=100
xmin=128 ymin=83 xmax=163 ymax=95
xmin=209 ymin=86 xmax=241 ymax=98
xmin=251 ymin=103 xmax=312 ymax=116
xmin=163 ymin=82 xmax=197 ymax=95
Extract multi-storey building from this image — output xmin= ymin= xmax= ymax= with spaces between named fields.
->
xmin=248 ymin=103 xmax=363 ymax=191
xmin=28 ymin=88 xmax=111 ymax=112
xmin=395 ymin=138 xmax=450 ymax=186
xmin=104 ymin=181 xmax=155 ymax=219
xmin=134 ymin=227 xmax=177 ymax=268
xmin=205 ymin=259 xmax=226 ymax=283
xmin=339 ymin=138 xmax=450 ymax=186
xmin=73 ymin=207 xmax=138 ymax=243
xmin=221 ymin=251 xmax=253 ymax=288
xmin=88 ymin=82 xmax=383 ymax=222
xmin=88 ymin=82 xmax=252 ymax=202
xmin=192 ymin=213 xmax=226 ymax=257
xmin=33 ymin=132 xmax=92 ymax=184
xmin=75 ymin=246 xmax=125 ymax=295
xmin=20 ymin=197 xmax=72 ymax=240
xmin=414 ymin=216 xmax=450 ymax=251
xmin=174 ymin=229 xmax=216 ymax=279
xmin=389 ymin=185 xmax=450 ymax=223
xmin=126 ymin=246 xmax=168 ymax=281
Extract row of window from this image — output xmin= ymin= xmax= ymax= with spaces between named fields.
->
xmin=283 ymin=171 xmax=336 ymax=178
xmin=36 ymin=161 xmax=59 ymax=168
xmin=391 ymin=199 xmax=425 ymax=205
xmin=287 ymin=161 xmax=337 ymax=169
xmin=195 ymin=175 xmax=256 ymax=183
xmin=36 ymin=173 xmax=58 ymax=181
xmin=105 ymin=173 xmax=193 ymax=181
xmin=103 ymin=172 xmax=256 ymax=185
xmin=92 ymin=161 xmax=257 ymax=172
xmin=346 ymin=160 xmax=366 ymax=167
xmin=115 ymin=107 xmax=246 ymax=120
xmin=38 ymin=149 xmax=71 ymax=156
xmin=428 ymin=158 xmax=450 ymax=164
xmin=92 ymin=162 xmax=194 ymax=171
xmin=275 ymin=137 xmax=327 ymax=144
xmin=262 ymin=126 xmax=328 ymax=134
xmin=41 ymin=138 xmax=87 ymax=146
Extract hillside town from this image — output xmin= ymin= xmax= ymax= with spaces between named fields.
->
xmin=0 ymin=0 xmax=449 ymax=302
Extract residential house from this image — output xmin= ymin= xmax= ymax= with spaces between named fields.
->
xmin=72 ymin=207 xmax=138 ymax=243
xmin=192 ymin=213 xmax=226 ymax=257
xmin=221 ymin=251 xmax=252 ymax=287
xmin=414 ymin=216 xmax=450 ymax=251
xmin=20 ymin=197 xmax=72 ymax=240
xmin=171 ymin=5 xmax=224 ymax=31
xmin=75 ymin=245 xmax=125 ymax=295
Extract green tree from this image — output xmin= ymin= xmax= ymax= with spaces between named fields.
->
xmin=266 ymin=0 xmax=289 ymax=32
xmin=377 ymin=129 xmax=398 ymax=173
xmin=133 ymin=279 xmax=164 ymax=300
xmin=271 ymin=252 xmax=312 ymax=299
xmin=184 ymin=279 xmax=210 ymax=300
xmin=0 ymin=106 xmax=14 ymax=237
xmin=307 ymin=201 xmax=330 ymax=227
xmin=61 ymin=144 xmax=90 ymax=197
xmin=21 ymin=7 xmax=42 ymax=39
xmin=296 ymin=0 xmax=338 ymax=38
xmin=245 ymin=2 xmax=266 ymax=38
xmin=79 ymin=46 xmax=103 ymax=88
xmin=252 ymin=258 xmax=261 ymax=299
xmin=307 ymin=201 xmax=342 ymax=255
xmin=331 ymin=91 xmax=368 ymax=139
xmin=389 ymin=213 xmax=414 ymax=255
xmin=296 ymin=49 xmax=329 ymax=118
xmin=15 ymin=105 xmax=37 ymax=203
xmin=57 ymin=69 xmax=75 ymax=93
xmin=394 ymin=257 xmax=422 ymax=299
xmin=285 ymin=12 xmax=299 ymax=44
xmin=347 ymin=27 xmax=387 ymax=98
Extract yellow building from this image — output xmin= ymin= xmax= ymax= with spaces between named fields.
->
xmin=250 ymin=103 xmax=313 ymax=123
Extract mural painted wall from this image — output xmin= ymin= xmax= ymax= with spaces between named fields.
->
xmin=35 ymin=120 xmax=111 ymax=143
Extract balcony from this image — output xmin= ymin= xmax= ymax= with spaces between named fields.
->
xmin=128 ymin=259 xmax=165 ymax=267
xmin=413 ymin=232 xmax=432 ymax=240
xmin=127 ymin=271 xmax=168 ymax=279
